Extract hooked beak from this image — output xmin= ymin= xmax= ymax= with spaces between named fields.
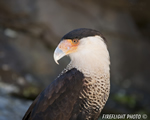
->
xmin=53 ymin=39 xmax=79 ymax=64
xmin=54 ymin=46 xmax=65 ymax=64
xmin=53 ymin=40 xmax=71 ymax=65
xmin=54 ymin=39 xmax=79 ymax=64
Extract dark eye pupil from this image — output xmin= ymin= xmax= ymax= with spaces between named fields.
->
xmin=73 ymin=39 xmax=78 ymax=43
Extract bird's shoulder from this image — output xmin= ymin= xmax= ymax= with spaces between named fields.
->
xmin=23 ymin=68 xmax=84 ymax=120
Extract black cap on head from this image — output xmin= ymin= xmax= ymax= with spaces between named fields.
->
xmin=61 ymin=28 xmax=105 ymax=40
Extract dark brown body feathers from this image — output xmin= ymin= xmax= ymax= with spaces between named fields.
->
xmin=23 ymin=68 xmax=88 ymax=120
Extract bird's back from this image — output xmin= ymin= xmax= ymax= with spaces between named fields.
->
xmin=23 ymin=68 xmax=85 ymax=120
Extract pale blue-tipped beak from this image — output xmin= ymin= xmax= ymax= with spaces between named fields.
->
xmin=54 ymin=46 xmax=66 ymax=64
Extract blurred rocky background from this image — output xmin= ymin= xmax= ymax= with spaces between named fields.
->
xmin=0 ymin=0 xmax=150 ymax=120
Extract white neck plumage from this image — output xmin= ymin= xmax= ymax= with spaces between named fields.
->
xmin=68 ymin=36 xmax=110 ymax=77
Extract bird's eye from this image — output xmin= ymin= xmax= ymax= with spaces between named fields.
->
xmin=72 ymin=39 xmax=79 ymax=44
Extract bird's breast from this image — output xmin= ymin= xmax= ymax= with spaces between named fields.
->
xmin=78 ymin=74 xmax=110 ymax=119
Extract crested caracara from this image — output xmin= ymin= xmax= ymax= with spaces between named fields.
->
xmin=23 ymin=28 xmax=110 ymax=120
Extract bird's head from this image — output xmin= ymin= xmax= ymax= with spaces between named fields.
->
xmin=54 ymin=28 xmax=110 ymax=72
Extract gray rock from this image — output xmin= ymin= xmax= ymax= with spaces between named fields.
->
xmin=0 ymin=95 xmax=32 ymax=120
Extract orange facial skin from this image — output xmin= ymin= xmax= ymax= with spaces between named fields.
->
xmin=58 ymin=39 xmax=79 ymax=55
